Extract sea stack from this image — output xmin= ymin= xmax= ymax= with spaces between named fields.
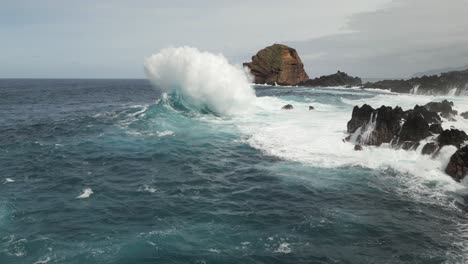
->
xmin=243 ymin=44 xmax=309 ymax=86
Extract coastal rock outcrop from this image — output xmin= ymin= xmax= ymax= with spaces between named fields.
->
xmin=362 ymin=69 xmax=468 ymax=95
xmin=346 ymin=105 xmax=403 ymax=146
xmin=244 ymin=44 xmax=309 ymax=85
xmin=345 ymin=101 xmax=468 ymax=182
xmin=301 ymin=71 xmax=362 ymax=87
xmin=445 ymin=146 xmax=468 ymax=182
xmin=437 ymin=129 xmax=468 ymax=149
xmin=346 ymin=102 xmax=445 ymax=147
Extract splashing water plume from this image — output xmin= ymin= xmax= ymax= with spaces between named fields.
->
xmin=144 ymin=47 xmax=256 ymax=115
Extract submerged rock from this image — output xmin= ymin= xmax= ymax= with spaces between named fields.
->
xmin=445 ymin=146 xmax=468 ymax=182
xmin=354 ymin=144 xmax=363 ymax=151
xmin=301 ymin=71 xmax=362 ymax=87
xmin=282 ymin=104 xmax=294 ymax=110
xmin=243 ymin=44 xmax=309 ymax=85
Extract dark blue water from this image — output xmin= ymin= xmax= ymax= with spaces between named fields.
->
xmin=1 ymin=79 xmax=468 ymax=264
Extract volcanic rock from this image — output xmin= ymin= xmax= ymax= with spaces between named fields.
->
xmin=354 ymin=144 xmax=363 ymax=151
xmin=429 ymin=124 xmax=443 ymax=134
xmin=282 ymin=104 xmax=294 ymax=110
xmin=301 ymin=71 xmax=362 ymax=87
xmin=244 ymin=44 xmax=309 ymax=85
xmin=445 ymin=146 xmax=468 ymax=182
xmin=362 ymin=69 xmax=468 ymax=94
xmin=346 ymin=105 xmax=403 ymax=146
xmin=461 ymin=111 xmax=468 ymax=119
xmin=437 ymin=129 xmax=468 ymax=148
xmin=422 ymin=142 xmax=439 ymax=155
xmin=404 ymin=105 xmax=441 ymax=124
xmin=399 ymin=114 xmax=431 ymax=142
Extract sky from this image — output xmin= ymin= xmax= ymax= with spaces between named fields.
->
xmin=1 ymin=0 xmax=467 ymax=79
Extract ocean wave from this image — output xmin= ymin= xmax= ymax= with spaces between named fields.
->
xmin=145 ymin=47 xmax=256 ymax=116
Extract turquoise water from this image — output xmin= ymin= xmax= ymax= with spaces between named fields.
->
xmin=1 ymin=79 xmax=468 ymax=263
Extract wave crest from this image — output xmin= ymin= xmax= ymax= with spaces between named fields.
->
xmin=144 ymin=47 xmax=256 ymax=115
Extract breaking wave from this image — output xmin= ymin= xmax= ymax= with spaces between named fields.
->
xmin=144 ymin=47 xmax=256 ymax=115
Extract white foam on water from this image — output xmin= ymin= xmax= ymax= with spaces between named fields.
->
xmin=274 ymin=242 xmax=292 ymax=254
xmin=76 ymin=188 xmax=93 ymax=199
xmin=223 ymin=91 xmax=468 ymax=205
xmin=138 ymin=185 xmax=157 ymax=193
xmin=4 ymin=178 xmax=15 ymax=184
xmin=157 ymin=130 xmax=174 ymax=137
xmin=33 ymin=257 xmax=51 ymax=264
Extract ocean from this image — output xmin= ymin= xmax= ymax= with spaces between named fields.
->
xmin=1 ymin=76 xmax=468 ymax=264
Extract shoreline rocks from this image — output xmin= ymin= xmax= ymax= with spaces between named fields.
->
xmin=300 ymin=71 xmax=362 ymax=87
xmin=445 ymin=146 xmax=468 ymax=182
xmin=362 ymin=69 xmax=468 ymax=95
xmin=345 ymin=100 xmax=468 ymax=181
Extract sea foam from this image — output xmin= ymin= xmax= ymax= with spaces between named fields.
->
xmin=76 ymin=188 xmax=93 ymax=199
xmin=144 ymin=47 xmax=256 ymax=115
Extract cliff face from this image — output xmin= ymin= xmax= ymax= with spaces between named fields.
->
xmin=301 ymin=71 xmax=362 ymax=87
xmin=243 ymin=44 xmax=309 ymax=86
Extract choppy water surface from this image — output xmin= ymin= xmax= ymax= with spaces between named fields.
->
xmin=1 ymin=79 xmax=468 ymax=264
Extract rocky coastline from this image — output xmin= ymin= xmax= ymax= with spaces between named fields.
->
xmin=344 ymin=99 xmax=468 ymax=182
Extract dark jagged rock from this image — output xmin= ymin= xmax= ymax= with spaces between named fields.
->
xmin=301 ymin=71 xmax=362 ymax=87
xmin=398 ymin=114 xmax=431 ymax=143
xmin=460 ymin=111 xmax=468 ymax=119
xmin=422 ymin=142 xmax=439 ymax=155
xmin=404 ymin=105 xmax=441 ymax=124
xmin=362 ymin=69 xmax=468 ymax=94
xmin=440 ymin=112 xmax=457 ymax=121
xmin=437 ymin=129 xmax=468 ymax=148
xmin=347 ymin=104 xmax=375 ymax=133
xmin=362 ymin=79 xmax=412 ymax=93
xmin=309 ymin=106 xmax=315 ymax=110
xmin=429 ymin=124 xmax=443 ymax=134
xmin=424 ymin=100 xmax=455 ymax=116
xmin=445 ymin=146 xmax=468 ymax=182
xmin=282 ymin=104 xmax=294 ymax=110
xmin=346 ymin=105 xmax=403 ymax=146
xmin=354 ymin=144 xmax=363 ymax=151
xmin=244 ymin=44 xmax=309 ymax=85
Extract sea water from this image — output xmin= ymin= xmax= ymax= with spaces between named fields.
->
xmin=1 ymin=50 xmax=468 ymax=263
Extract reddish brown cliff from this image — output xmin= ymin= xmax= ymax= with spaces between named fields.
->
xmin=243 ymin=44 xmax=309 ymax=85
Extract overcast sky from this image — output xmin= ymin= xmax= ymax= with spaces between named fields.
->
xmin=1 ymin=0 xmax=466 ymax=78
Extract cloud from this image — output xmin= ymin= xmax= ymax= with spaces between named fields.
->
xmin=0 ymin=0 xmax=389 ymax=78
xmin=289 ymin=0 xmax=468 ymax=78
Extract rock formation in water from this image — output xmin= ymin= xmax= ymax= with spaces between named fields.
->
xmin=301 ymin=71 xmax=362 ymax=87
xmin=345 ymin=100 xmax=468 ymax=181
xmin=362 ymin=69 xmax=468 ymax=95
xmin=282 ymin=104 xmax=294 ymax=110
xmin=445 ymin=146 xmax=468 ymax=182
xmin=243 ymin=44 xmax=309 ymax=86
